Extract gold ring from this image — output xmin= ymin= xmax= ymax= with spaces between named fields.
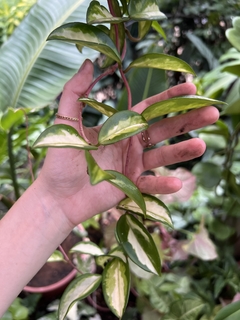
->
xmin=141 ymin=131 xmax=155 ymax=148
xmin=55 ymin=113 xmax=79 ymax=122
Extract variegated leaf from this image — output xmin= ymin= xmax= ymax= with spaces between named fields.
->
xmin=48 ymin=22 xmax=121 ymax=63
xmin=142 ymin=95 xmax=226 ymax=121
xmin=124 ymin=53 xmax=195 ymax=75
xmin=98 ymin=110 xmax=148 ymax=145
xmin=118 ymin=194 xmax=173 ymax=228
xmin=85 ymin=150 xmax=115 ymax=185
xmin=70 ymin=241 xmax=104 ymax=256
xmin=106 ymin=170 xmax=146 ymax=216
xmin=58 ymin=273 xmax=102 ymax=320
xmin=32 ymin=124 xmax=97 ymax=150
xmin=102 ymin=258 xmax=130 ymax=318
xmin=78 ymin=97 xmax=117 ymax=117
xmin=116 ymin=213 xmax=161 ymax=275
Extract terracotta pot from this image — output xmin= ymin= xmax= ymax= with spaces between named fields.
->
xmin=23 ymin=232 xmax=80 ymax=299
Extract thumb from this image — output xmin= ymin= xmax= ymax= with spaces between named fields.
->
xmin=55 ymin=59 xmax=94 ymax=129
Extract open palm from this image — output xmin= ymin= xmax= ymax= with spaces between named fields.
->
xmin=37 ymin=60 xmax=219 ymax=226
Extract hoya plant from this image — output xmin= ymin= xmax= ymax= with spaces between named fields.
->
xmin=32 ymin=0 xmax=225 ymax=319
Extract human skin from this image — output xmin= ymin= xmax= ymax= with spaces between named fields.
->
xmin=0 ymin=59 xmax=219 ymax=315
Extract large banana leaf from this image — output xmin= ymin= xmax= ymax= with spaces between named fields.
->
xmin=0 ymin=0 xmax=105 ymax=111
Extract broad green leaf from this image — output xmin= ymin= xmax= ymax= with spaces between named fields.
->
xmin=151 ymin=21 xmax=167 ymax=40
xmin=98 ymin=110 xmax=148 ymax=145
xmin=70 ymin=241 xmax=104 ymax=256
xmin=102 ymin=258 xmax=130 ymax=318
xmin=224 ymin=98 xmax=240 ymax=115
xmin=106 ymin=170 xmax=146 ymax=215
xmin=192 ymin=162 xmax=221 ymax=189
xmin=0 ymin=108 xmax=25 ymax=131
xmin=0 ymin=0 xmax=101 ymax=111
xmin=117 ymin=63 xmax=167 ymax=110
xmin=116 ymin=213 xmax=161 ymax=275
xmin=32 ymin=124 xmax=97 ymax=150
xmin=221 ymin=61 xmax=240 ymax=77
xmin=226 ymin=17 xmax=240 ymax=52
xmin=128 ymin=0 xmax=166 ymax=21
xmin=118 ymin=194 xmax=173 ymax=228
xmin=142 ymin=95 xmax=226 ymax=121
xmin=87 ymin=0 xmax=128 ymax=24
xmin=214 ymin=301 xmax=240 ymax=320
xmin=163 ymin=298 xmax=204 ymax=320
xmin=124 ymin=53 xmax=195 ymax=75
xmin=78 ymin=98 xmax=117 ymax=117
xmin=47 ymin=250 xmax=64 ymax=262
xmin=85 ymin=150 xmax=115 ymax=185
xmin=48 ymin=22 xmax=121 ymax=64
xmin=186 ymin=32 xmax=219 ymax=70
xmin=58 ymin=273 xmax=102 ymax=320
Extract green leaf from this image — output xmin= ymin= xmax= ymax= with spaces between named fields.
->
xmin=47 ymin=250 xmax=64 ymax=262
xmin=116 ymin=213 xmax=161 ymax=275
xmin=106 ymin=170 xmax=146 ymax=215
xmin=128 ymin=0 xmax=166 ymax=21
xmin=0 ymin=108 xmax=25 ymax=131
xmin=151 ymin=21 xmax=167 ymax=40
xmin=221 ymin=61 xmax=240 ymax=77
xmin=78 ymin=97 xmax=117 ymax=117
xmin=118 ymin=194 xmax=173 ymax=227
xmin=142 ymin=95 xmax=226 ymax=121
xmin=138 ymin=20 xmax=152 ymax=40
xmin=58 ymin=273 xmax=102 ymax=320
xmin=70 ymin=241 xmax=104 ymax=256
xmin=98 ymin=110 xmax=148 ymax=145
xmin=192 ymin=162 xmax=221 ymax=189
xmin=102 ymin=258 xmax=130 ymax=318
xmin=87 ymin=0 xmax=128 ymax=24
xmin=226 ymin=17 xmax=240 ymax=52
xmin=124 ymin=53 xmax=195 ymax=74
xmin=117 ymin=64 xmax=167 ymax=110
xmin=8 ymin=298 xmax=29 ymax=320
xmin=0 ymin=0 xmax=101 ymax=111
xmin=32 ymin=124 xmax=97 ymax=150
xmin=48 ymin=22 xmax=121 ymax=64
xmin=214 ymin=301 xmax=240 ymax=320
xmin=163 ymin=298 xmax=204 ymax=320
xmin=85 ymin=150 xmax=115 ymax=185
xmin=186 ymin=32 xmax=219 ymax=70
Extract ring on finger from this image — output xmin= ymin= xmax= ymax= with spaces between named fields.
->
xmin=141 ymin=131 xmax=155 ymax=148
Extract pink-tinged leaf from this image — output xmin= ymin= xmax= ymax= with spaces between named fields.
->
xmin=183 ymin=224 xmax=218 ymax=261
xmin=153 ymin=167 xmax=196 ymax=204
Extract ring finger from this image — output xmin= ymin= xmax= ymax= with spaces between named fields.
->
xmin=139 ymin=106 xmax=219 ymax=148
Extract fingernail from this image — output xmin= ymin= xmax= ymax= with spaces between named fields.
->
xmin=78 ymin=59 xmax=90 ymax=72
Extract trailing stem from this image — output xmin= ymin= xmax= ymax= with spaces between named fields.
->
xmin=7 ymin=127 xmax=20 ymax=200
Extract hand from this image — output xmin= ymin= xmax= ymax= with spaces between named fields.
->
xmin=36 ymin=59 xmax=219 ymax=227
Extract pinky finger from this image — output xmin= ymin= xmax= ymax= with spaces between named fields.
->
xmin=137 ymin=175 xmax=182 ymax=194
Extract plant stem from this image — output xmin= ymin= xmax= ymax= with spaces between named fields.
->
xmin=85 ymin=64 xmax=118 ymax=97
xmin=7 ymin=127 xmax=20 ymax=200
xmin=0 ymin=194 xmax=14 ymax=210
xmin=58 ymin=245 xmax=83 ymax=274
xmin=120 ymin=68 xmax=132 ymax=109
